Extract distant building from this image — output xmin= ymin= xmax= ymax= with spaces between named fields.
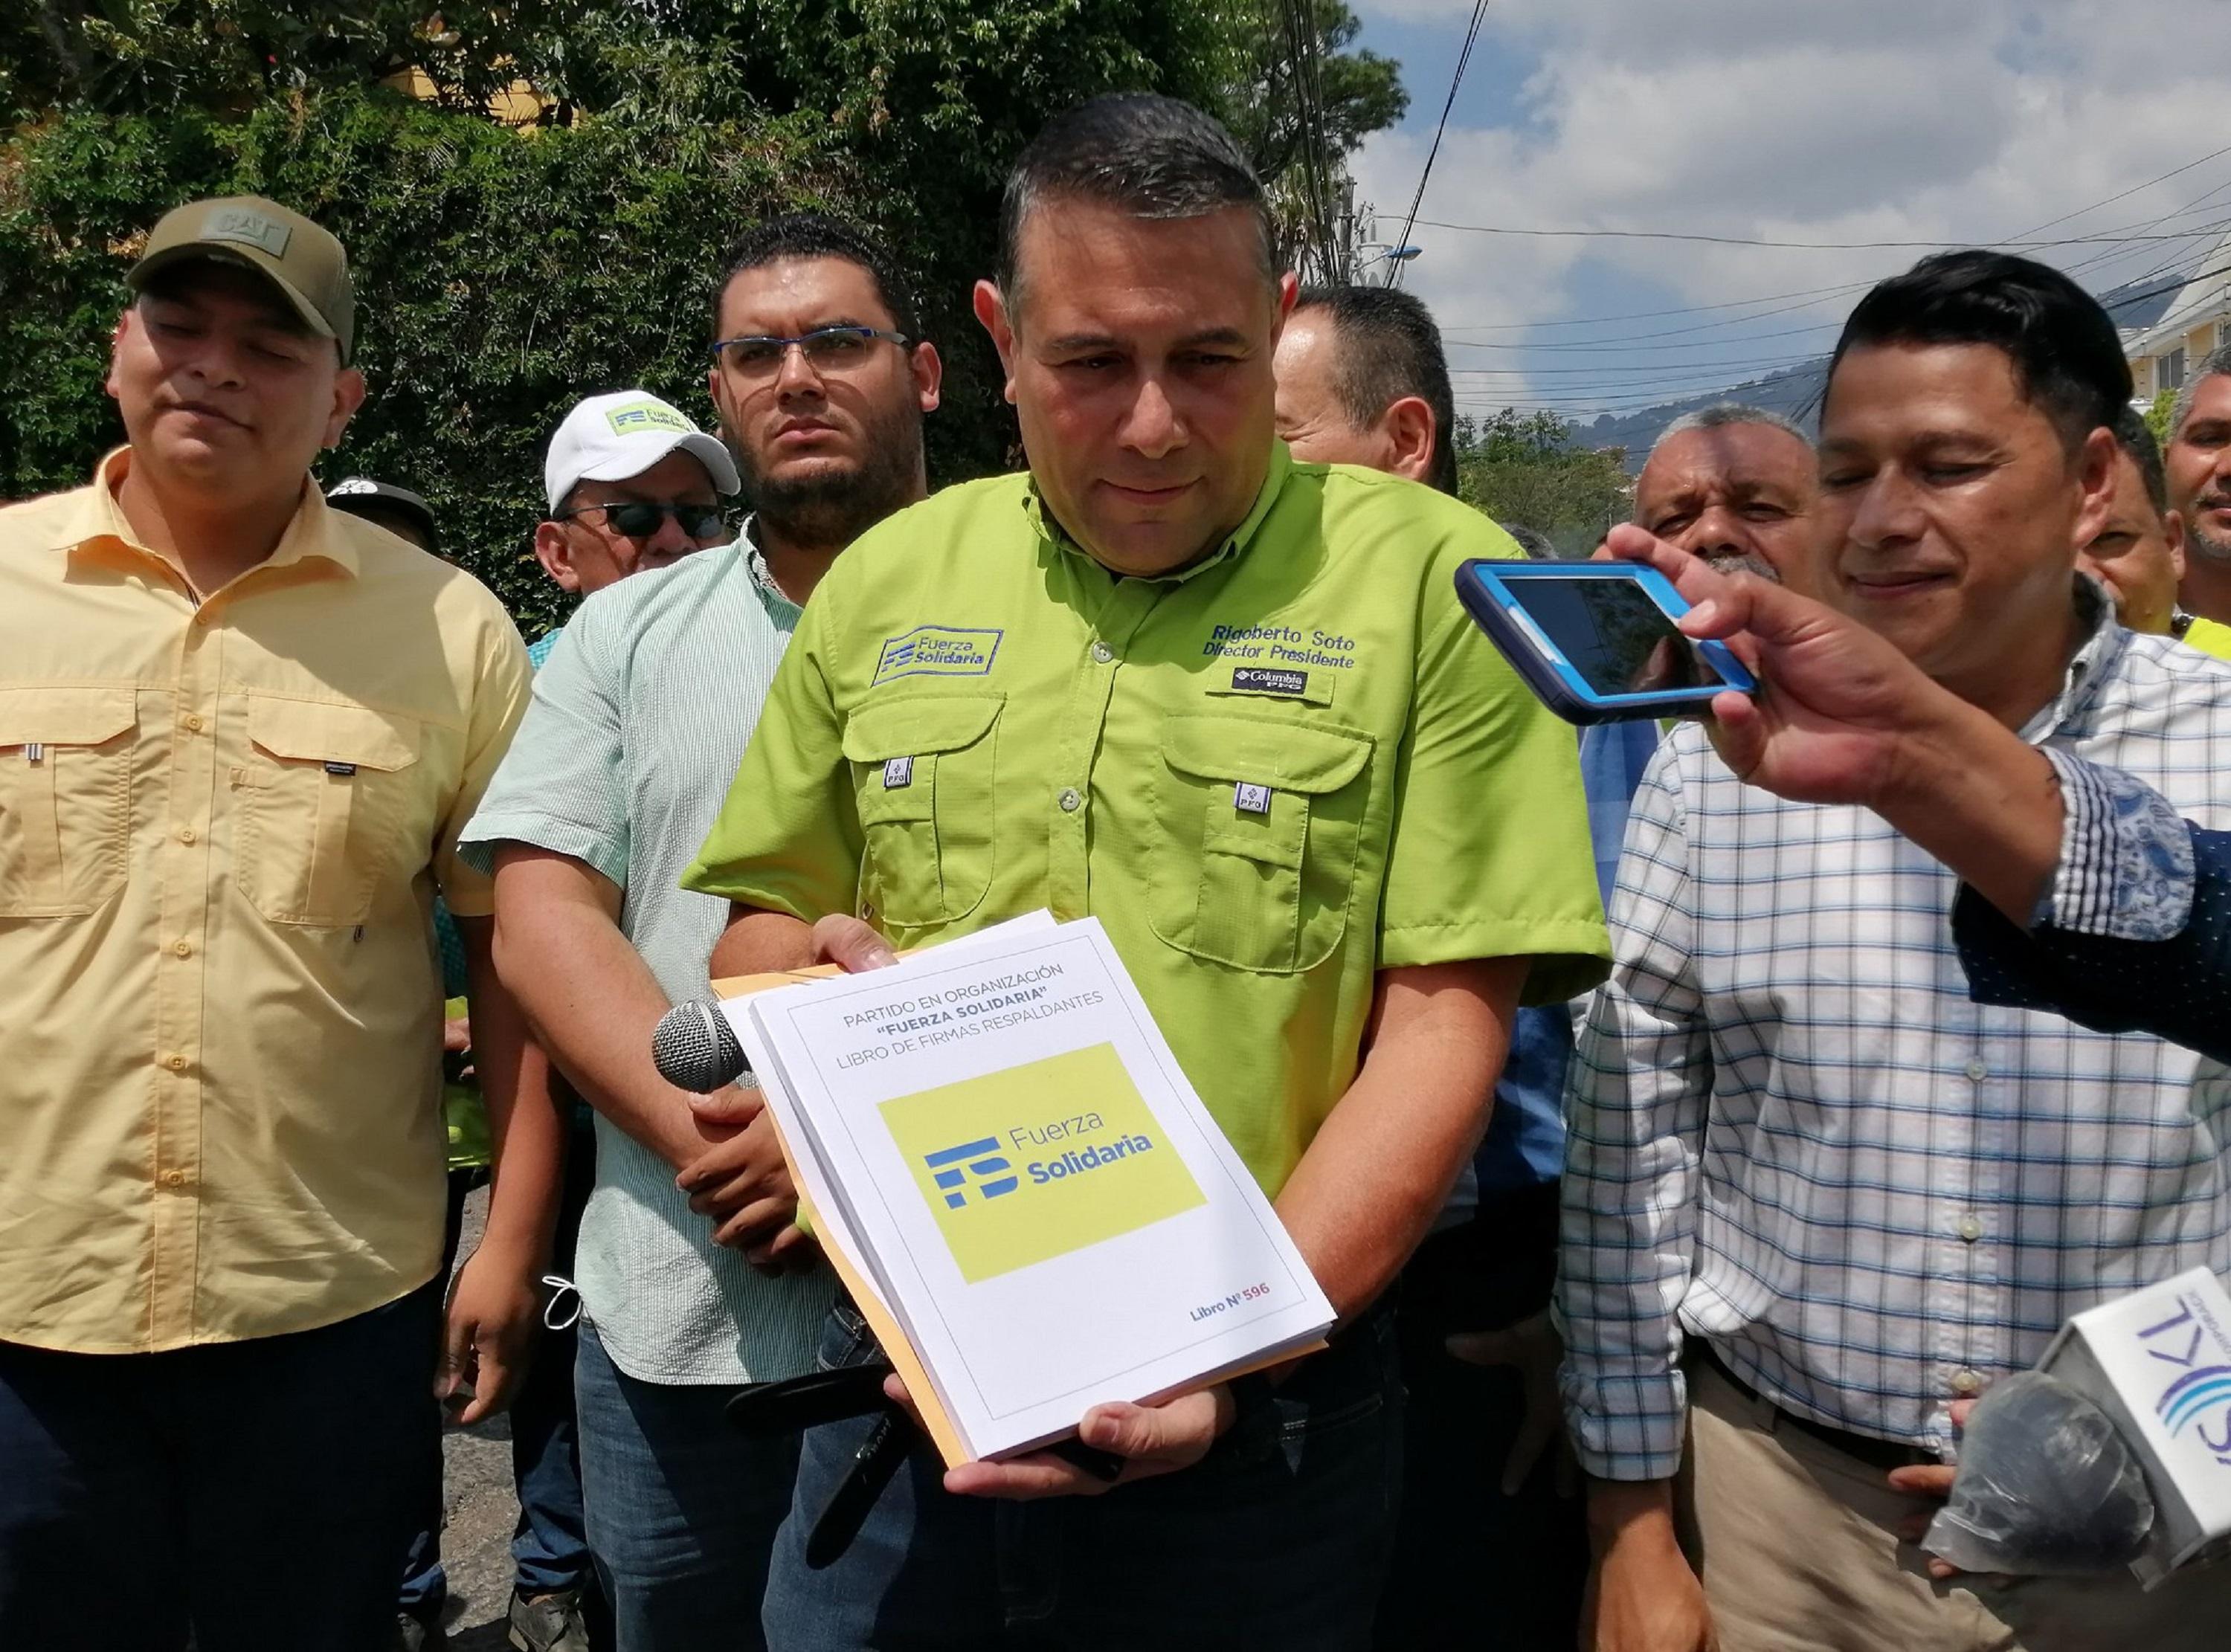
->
xmin=2123 ymin=230 xmax=2231 ymax=402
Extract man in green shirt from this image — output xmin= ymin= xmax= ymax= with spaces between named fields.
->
xmin=685 ymin=94 xmax=1608 ymax=1650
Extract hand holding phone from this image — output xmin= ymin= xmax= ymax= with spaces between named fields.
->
xmin=1455 ymin=559 xmax=1757 ymax=724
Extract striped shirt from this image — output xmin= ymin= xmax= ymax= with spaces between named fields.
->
xmin=1560 ymin=605 xmax=2231 ymax=1480
xmin=459 ymin=535 xmax=834 ymax=1385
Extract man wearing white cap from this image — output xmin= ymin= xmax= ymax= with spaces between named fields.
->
xmin=458 ymin=216 xmax=941 ymax=1649
xmin=529 ymin=390 xmax=739 ymax=660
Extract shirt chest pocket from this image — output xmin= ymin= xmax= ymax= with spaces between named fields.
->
xmin=232 ymin=697 xmax=422 ymax=927
xmin=842 ymin=694 xmax=1002 ymax=930
xmin=0 ymin=687 xmax=137 ymax=918
xmin=1150 ymin=714 xmax=1374 ymax=975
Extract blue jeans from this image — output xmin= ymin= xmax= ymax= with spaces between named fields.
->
xmin=0 ymin=1277 xmax=443 ymax=1652
xmin=399 ymin=1121 xmax=596 ymax=1622
xmin=573 ymin=1323 xmax=802 ymax=1652
xmin=761 ymin=1298 xmax=1403 ymax=1651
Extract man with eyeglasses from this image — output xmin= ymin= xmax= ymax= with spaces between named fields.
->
xmin=459 ymin=216 xmax=940 ymax=1651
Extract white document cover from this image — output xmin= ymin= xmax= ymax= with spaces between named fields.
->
xmin=727 ymin=915 xmax=1333 ymax=1460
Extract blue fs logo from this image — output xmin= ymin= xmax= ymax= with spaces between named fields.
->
xmin=923 ymin=1138 xmax=1019 ymax=1209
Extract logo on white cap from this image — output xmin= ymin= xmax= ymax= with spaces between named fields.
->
xmin=544 ymin=390 xmax=741 ymax=514
xmin=604 ymin=399 xmax=695 ymax=438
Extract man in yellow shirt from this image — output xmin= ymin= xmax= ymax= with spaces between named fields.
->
xmin=2077 ymin=408 xmax=2231 ymax=663
xmin=0 ymin=197 xmax=557 ymax=1652
xmin=684 ymin=96 xmax=1608 ymax=1651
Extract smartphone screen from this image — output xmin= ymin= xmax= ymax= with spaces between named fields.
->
xmin=1504 ymin=575 xmax=1731 ymax=697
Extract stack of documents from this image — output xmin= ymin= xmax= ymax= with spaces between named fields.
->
xmin=720 ymin=912 xmax=1333 ymax=1464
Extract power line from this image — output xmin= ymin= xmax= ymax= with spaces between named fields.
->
xmin=1418 ymin=142 xmax=2231 ymax=334
xmin=1409 ymin=219 xmax=2231 ymax=252
xmin=2009 ymin=140 xmax=2231 ymax=239
xmin=1384 ymin=0 xmax=1489 ymax=288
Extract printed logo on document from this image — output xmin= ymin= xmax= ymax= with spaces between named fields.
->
xmin=881 ymin=1043 xmax=1206 ymax=1282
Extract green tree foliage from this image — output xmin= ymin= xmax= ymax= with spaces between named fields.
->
xmin=0 ymin=90 xmax=837 ymax=631
xmin=1454 ymin=408 xmax=1632 ymax=556
xmin=1 ymin=1 xmax=1403 ymax=627
xmin=2146 ymin=386 xmax=2177 ymax=446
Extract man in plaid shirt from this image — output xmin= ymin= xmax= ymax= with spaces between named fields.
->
xmin=1563 ymin=251 xmax=2231 ymax=1652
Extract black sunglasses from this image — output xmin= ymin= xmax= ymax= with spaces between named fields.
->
xmin=558 ymin=500 xmax=727 ymax=541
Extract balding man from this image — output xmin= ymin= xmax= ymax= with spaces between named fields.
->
xmin=1632 ymin=404 xmax=1818 ymax=587
xmin=1273 ymin=284 xmax=1458 ymax=492
xmin=1277 ymin=283 xmax=1591 ymax=1652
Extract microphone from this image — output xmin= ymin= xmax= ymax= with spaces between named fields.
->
xmin=651 ymin=998 xmax=748 ymax=1091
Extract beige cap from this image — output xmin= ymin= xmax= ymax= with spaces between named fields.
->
xmin=128 ymin=196 xmax=355 ymax=363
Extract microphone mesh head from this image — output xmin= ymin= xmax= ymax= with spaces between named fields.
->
xmin=651 ymin=999 xmax=747 ymax=1092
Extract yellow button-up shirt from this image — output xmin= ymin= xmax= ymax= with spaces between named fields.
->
xmin=0 ymin=452 xmax=529 ymax=1352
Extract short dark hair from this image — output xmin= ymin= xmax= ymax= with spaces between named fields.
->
xmin=1829 ymin=250 xmax=2131 ymax=453
xmin=2111 ymin=407 xmax=2169 ymax=516
xmin=710 ymin=213 xmax=919 ymax=342
xmin=998 ymin=94 xmax=1274 ymax=304
xmin=1295 ymin=285 xmax=1458 ymax=494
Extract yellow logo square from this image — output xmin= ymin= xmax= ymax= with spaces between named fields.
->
xmin=879 ymin=1043 xmax=1206 ymax=1283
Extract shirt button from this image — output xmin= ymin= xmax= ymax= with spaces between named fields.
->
xmin=1957 ymin=1216 xmax=1984 ymax=1242
xmin=1090 ymin=639 xmax=1115 ymax=665
xmin=1951 ymin=1369 xmax=1983 ymax=1397
xmin=162 ymin=1053 xmax=187 ymax=1073
xmin=182 ymin=713 xmax=203 ymax=732
xmin=1057 ymin=787 xmax=1082 ymax=813
xmin=172 ymin=940 xmax=193 ymax=959
xmin=178 ymin=826 xmax=197 ymax=845
xmin=159 ymin=1169 xmax=188 ymax=1190
xmin=1964 ymin=1059 xmax=1989 ymax=1082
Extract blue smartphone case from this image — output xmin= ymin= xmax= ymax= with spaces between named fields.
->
xmin=1454 ymin=560 xmax=1757 ymax=726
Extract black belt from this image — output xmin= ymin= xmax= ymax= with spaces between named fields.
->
xmin=1694 ymin=1343 xmax=1934 ymax=1474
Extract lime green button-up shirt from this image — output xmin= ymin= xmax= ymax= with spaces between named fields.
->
xmin=683 ymin=447 xmax=1609 ymax=1195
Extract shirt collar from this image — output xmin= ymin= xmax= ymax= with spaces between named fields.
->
xmin=48 ymin=447 xmax=358 ymax=580
xmin=1022 ymin=441 xmax=1295 ymax=585
xmin=737 ymin=515 xmax=802 ymax=627
xmin=2018 ymin=574 xmax=2125 ymax=743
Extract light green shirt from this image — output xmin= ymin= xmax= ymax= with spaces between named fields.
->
xmin=460 ymin=539 xmax=834 ymax=1385
xmin=684 ymin=448 xmax=1610 ymax=1196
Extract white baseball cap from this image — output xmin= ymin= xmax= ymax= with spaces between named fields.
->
xmin=543 ymin=390 xmax=741 ymax=514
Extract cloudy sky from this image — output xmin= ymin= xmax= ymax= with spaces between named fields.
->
xmin=1345 ymin=0 xmax=2231 ymax=424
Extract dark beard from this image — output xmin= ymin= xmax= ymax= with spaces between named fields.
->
xmin=727 ymin=399 xmax=924 ymax=552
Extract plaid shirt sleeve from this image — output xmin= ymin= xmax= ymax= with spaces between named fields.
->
xmin=1558 ymin=742 xmax=1713 ymax=1481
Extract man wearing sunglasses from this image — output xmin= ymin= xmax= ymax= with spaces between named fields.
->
xmin=460 ymin=216 xmax=941 ymax=1650
xmin=532 ymin=389 xmax=739 ymax=616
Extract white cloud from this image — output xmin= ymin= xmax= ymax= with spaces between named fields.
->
xmin=1350 ymin=0 xmax=2231 ymax=412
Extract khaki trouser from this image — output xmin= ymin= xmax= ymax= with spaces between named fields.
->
xmin=1681 ymin=1360 xmax=2231 ymax=1651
